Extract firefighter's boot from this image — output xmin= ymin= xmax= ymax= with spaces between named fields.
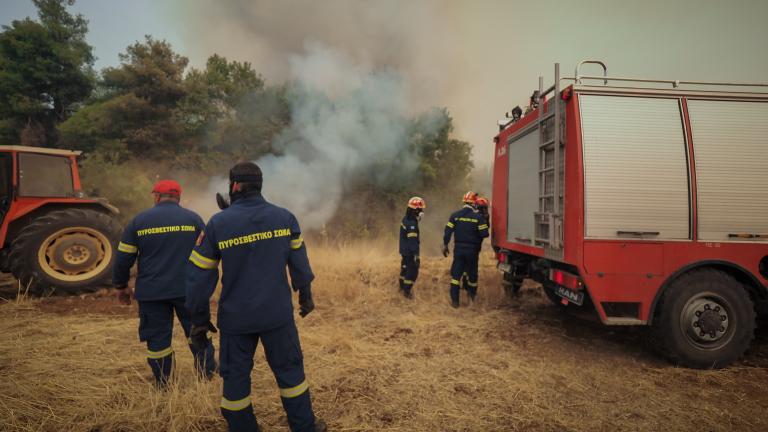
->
xmin=314 ymin=419 xmax=328 ymax=432
xmin=450 ymin=284 xmax=460 ymax=308
xmin=468 ymin=287 xmax=477 ymax=303
xmin=147 ymin=352 xmax=174 ymax=389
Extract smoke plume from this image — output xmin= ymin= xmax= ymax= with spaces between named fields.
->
xmin=198 ymin=42 xmax=435 ymax=229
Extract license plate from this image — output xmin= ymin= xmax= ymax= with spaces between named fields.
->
xmin=498 ymin=263 xmax=512 ymax=273
xmin=554 ymin=285 xmax=584 ymax=306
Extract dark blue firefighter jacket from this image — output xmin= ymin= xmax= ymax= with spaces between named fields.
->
xmin=113 ymin=201 xmax=204 ymax=301
xmin=443 ymin=205 xmax=489 ymax=252
xmin=185 ymin=194 xmax=314 ymax=334
xmin=399 ymin=216 xmax=420 ymax=256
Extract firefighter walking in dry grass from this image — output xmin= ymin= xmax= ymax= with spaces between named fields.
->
xmin=112 ymin=180 xmax=216 ymax=388
xmin=185 ymin=162 xmax=326 ymax=432
xmin=443 ymin=191 xmax=489 ymax=308
xmin=398 ymin=197 xmax=426 ymax=298
xmin=461 ymin=196 xmax=489 ymax=294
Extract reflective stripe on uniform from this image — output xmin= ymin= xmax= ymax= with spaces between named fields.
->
xmin=147 ymin=346 xmax=173 ymax=359
xmin=291 ymin=236 xmax=304 ymax=250
xmin=406 ymin=233 xmax=418 ymax=238
xmin=478 ymin=224 xmax=489 ymax=230
xmin=279 ymin=380 xmax=309 ymax=398
xmin=446 ymin=222 xmax=455 ymax=228
xmin=118 ymin=242 xmax=138 ymax=254
xmin=403 ymin=279 xmax=414 ymax=285
xmin=189 ymin=250 xmax=218 ymax=270
xmin=450 ymin=279 xmax=460 ymax=285
xmin=467 ymin=281 xmax=478 ymax=287
xmin=401 ymin=223 xmax=406 ymax=229
xmin=221 ymin=395 xmax=251 ymax=411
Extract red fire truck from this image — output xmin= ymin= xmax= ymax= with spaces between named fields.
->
xmin=491 ymin=61 xmax=768 ymax=368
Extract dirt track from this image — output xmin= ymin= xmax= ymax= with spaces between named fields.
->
xmin=1 ymin=246 xmax=767 ymax=431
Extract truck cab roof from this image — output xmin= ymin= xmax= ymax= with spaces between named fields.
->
xmin=0 ymin=145 xmax=82 ymax=157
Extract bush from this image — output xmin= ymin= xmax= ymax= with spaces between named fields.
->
xmin=78 ymin=151 xmax=155 ymax=222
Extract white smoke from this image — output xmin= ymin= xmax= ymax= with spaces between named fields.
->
xmin=205 ymin=42 xmax=431 ymax=229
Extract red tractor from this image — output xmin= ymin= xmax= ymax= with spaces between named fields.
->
xmin=0 ymin=145 xmax=121 ymax=294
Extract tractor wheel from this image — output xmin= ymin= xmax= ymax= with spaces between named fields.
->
xmin=8 ymin=208 xmax=121 ymax=295
xmin=652 ymin=269 xmax=756 ymax=369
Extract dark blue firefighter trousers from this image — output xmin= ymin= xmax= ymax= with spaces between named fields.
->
xmin=219 ymin=320 xmax=316 ymax=432
xmin=138 ymin=297 xmax=216 ymax=386
xmin=449 ymin=248 xmax=479 ymax=303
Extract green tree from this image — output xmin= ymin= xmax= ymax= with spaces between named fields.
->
xmin=179 ymin=55 xmax=287 ymax=162
xmin=410 ymin=108 xmax=473 ymax=194
xmin=0 ymin=0 xmax=94 ymax=146
xmin=61 ymin=36 xmax=189 ymax=161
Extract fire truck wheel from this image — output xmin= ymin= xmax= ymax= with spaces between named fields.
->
xmin=652 ymin=269 xmax=756 ymax=369
xmin=502 ymin=272 xmax=523 ymax=297
xmin=8 ymin=208 xmax=121 ymax=295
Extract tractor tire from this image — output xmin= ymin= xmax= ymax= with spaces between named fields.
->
xmin=651 ymin=269 xmax=756 ymax=369
xmin=8 ymin=208 xmax=121 ymax=295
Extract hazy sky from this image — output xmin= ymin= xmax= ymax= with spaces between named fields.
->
xmin=0 ymin=0 xmax=183 ymax=69
xmin=2 ymin=0 xmax=767 ymax=167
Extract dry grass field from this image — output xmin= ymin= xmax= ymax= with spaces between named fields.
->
xmin=1 ymin=244 xmax=767 ymax=431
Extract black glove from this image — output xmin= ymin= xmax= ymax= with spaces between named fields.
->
xmin=190 ymin=321 xmax=218 ymax=351
xmin=442 ymin=245 xmax=450 ymax=257
xmin=298 ymin=288 xmax=315 ymax=318
xmin=216 ymin=192 xmax=230 ymax=210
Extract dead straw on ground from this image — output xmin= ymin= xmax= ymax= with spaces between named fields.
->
xmin=1 ymin=244 xmax=767 ymax=431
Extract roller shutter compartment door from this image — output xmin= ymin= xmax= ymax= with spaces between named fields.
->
xmin=580 ymin=95 xmax=690 ymax=240
xmin=507 ymin=128 xmax=540 ymax=243
xmin=688 ymin=100 xmax=768 ymax=242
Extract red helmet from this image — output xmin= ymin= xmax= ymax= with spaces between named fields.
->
xmin=408 ymin=196 xmax=426 ymax=209
xmin=151 ymin=179 xmax=182 ymax=196
xmin=475 ymin=196 xmax=489 ymax=207
xmin=462 ymin=191 xmax=478 ymax=204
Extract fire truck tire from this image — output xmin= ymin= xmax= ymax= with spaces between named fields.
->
xmin=502 ymin=272 xmax=523 ymax=297
xmin=652 ymin=269 xmax=756 ymax=369
xmin=8 ymin=208 xmax=121 ymax=295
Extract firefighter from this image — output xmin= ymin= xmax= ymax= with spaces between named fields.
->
xmin=462 ymin=196 xmax=490 ymax=294
xmin=185 ymin=162 xmax=326 ymax=432
xmin=475 ymin=196 xmax=490 ymax=222
xmin=399 ymin=197 xmax=426 ymax=299
xmin=443 ymin=191 xmax=489 ymax=308
xmin=113 ymin=180 xmax=216 ymax=388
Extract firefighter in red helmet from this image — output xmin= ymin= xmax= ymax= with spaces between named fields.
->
xmin=475 ymin=196 xmax=490 ymax=222
xmin=462 ymin=195 xmax=490 ymax=296
xmin=399 ymin=197 xmax=426 ymax=298
xmin=443 ymin=191 xmax=488 ymax=307
xmin=113 ymin=180 xmax=216 ymax=387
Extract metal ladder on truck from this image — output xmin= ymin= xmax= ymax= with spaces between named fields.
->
xmin=533 ymin=62 xmax=564 ymax=258
xmin=534 ymin=60 xmax=607 ymax=258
